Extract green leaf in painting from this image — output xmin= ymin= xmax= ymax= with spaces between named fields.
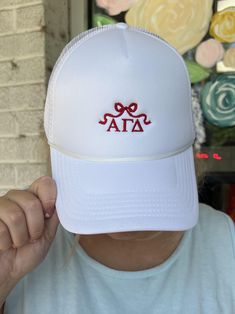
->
xmin=93 ymin=14 xmax=117 ymax=27
xmin=185 ymin=60 xmax=210 ymax=83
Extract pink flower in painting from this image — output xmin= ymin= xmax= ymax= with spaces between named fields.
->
xmin=96 ymin=0 xmax=138 ymax=16
xmin=195 ymin=39 xmax=225 ymax=68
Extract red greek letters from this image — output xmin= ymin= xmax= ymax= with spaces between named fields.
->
xmin=107 ymin=119 xmax=120 ymax=132
xmin=99 ymin=102 xmax=151 ymax=133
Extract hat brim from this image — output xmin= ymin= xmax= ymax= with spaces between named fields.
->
xmin=50 ymin=146 xmax=199 ymax=234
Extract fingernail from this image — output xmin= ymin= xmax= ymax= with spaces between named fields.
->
xmin=45 ymin=212 xmax=50 ymax=218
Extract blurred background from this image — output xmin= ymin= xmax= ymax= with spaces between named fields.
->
xmin=0 ymin=0 xmax=234 ymax=219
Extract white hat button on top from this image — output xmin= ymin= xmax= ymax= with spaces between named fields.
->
xmin=116 ymin=22 xmax=129 ymax=29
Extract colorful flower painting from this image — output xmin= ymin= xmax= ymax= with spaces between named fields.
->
xmin=96 ymin=0 xmax=138 ymax=16
xmin=195 ymin=39 xmax=225 ymax=68
xmin=125 ymin=0 xmax=213 ymax=55
xmin=210 ymin=7 xmax=235 ymax=43
xmin=201 ymin=74 xmax=235 ymax=128
xmin=223 ymin=47 xmax=235 ymax=68
xmin=93 ymin=0 xmax=235 ymax=148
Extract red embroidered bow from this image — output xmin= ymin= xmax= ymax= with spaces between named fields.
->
xmin=99 ymin=102 xmax=151 ymax=125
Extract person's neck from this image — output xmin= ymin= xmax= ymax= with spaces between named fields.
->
xmin=77 ymin=231 xmax=185 ymax=271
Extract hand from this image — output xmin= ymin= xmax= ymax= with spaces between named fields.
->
xmin=0 ymin=176 xmax=59 ymax=288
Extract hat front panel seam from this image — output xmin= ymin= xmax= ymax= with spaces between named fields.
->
xmin=48 ymin=141 xmax=194 ymax=161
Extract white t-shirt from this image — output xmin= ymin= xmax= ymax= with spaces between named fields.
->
xmin=4 ymin=203 xmax=235 ymax=314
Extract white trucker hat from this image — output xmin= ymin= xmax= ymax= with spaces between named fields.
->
xmin=44 ymin=23 xmax=199 ymax=234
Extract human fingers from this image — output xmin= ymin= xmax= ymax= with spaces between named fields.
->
xmin=0 ymin=197 xmax=29 ymax=248
xmin=44 ymin=209 xmax=59 ymax=243
xmin=27 ymin=176 xmax=57 ymax=218
xmin=0 ymin=220 xmax=12 ymax=251
xmin=3 ymin=189 xmax=44 ymax=242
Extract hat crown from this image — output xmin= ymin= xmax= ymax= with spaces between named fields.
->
xmin=44 ymin=24 xmax=195 ymax=161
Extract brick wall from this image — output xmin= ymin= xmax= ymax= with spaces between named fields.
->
xmin=0 ymin=0 xmax=69 ymax=196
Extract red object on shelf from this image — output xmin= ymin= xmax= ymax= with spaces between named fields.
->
xmin=196 ymin=153 xmax=209 ymax=159
xmin=226 ymin=184 xmax=235 ymax=222
xmin=213 ymin=153 xmax=222 ymax=160
xmin=195 ymin=152 xmax=222 ymax=160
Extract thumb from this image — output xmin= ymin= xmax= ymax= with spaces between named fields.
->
xmin=28 ymin=176 xmax=57 ymax=217
xmin=44 ymin=209 xmax=60 ymax=242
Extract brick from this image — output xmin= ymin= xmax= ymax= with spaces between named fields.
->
xmin=16 ymin=163 xmax=48 ymax=186
xmin=0 ymin=36 xmax=14 ymax=60
xmin=15 ymin=110 xmax=44 ymax=134
xmin=9 ymin=84 xmax=46 ymax=110
xmin=16 ymin=4 xmax=44 ymax=30
xmin=0 ymin=57 xmax=45 ymax=84
xmin=0 ymin=1 xmax=43 ymax=9
xmin=0 ymin=10 xmax=14 ymax=33
xmin=0 ymin=62 xmax=12 ymax=84
xmin=0 ymin=32 xmax=45 ymax=59
xmin=15 ymin=0 xmax=43 ymax=5
xmin=0 ymin=136 xmax=49 ymax=162
xmin=0 ymin=0 xmax=69 ymax=195
xmin=0 ymin=138 xmax=17 ymax=160
xmin=0 ymin=1 xmax=14 ymax=8
xmin=16 ymin=32 xmax=45 ymax=56
xmin=0 ymin=164 xmax=15 ymax=186
xmin=12 ymin=57 xmax=45 ymax=83
xmin=0 ymin=87 xmax=9 ymax=110
xmin=16 ymin=136 xmax=49 ymax=162
xmin=0 ymin=112 xmax=17 ymax=135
